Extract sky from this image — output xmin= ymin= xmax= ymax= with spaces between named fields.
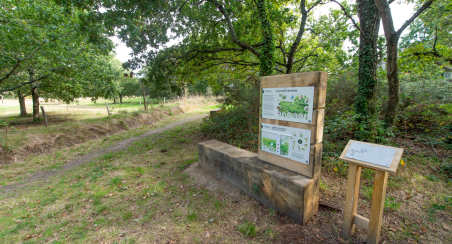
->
xmin=111 ymin=2 xmax=416 ymax=64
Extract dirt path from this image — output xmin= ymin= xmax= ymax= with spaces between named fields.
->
xmin=0 ymin=114 xmax=208 ymax=196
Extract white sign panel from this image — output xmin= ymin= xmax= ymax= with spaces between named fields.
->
xmin=261 ymin=87 xmax=315 ymax=124
xmin=261 ymin=123 xmax=311 ymax=165
xmin=345 ymin=142 xmax=397 ymax=168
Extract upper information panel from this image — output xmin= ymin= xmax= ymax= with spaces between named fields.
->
xmin=261 ymin=87 xmax=315 ymax=124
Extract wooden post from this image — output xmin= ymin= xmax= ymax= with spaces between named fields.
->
xmin=367 ymin=170 xmax=389 ymax=244
xmin=40 ymin=106 xmax=48 ymax=127
xmin=142 ymin=81 xmax=148 ymax=111
xmin=105 ymin=102 xmax=110 ymax=116
xmin=342 ymin=164 xmax=362 ymax=237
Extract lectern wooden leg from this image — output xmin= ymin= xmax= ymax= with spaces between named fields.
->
xmin=342 ymin=163 xmax=361 ymax=237
xmin=367 ymin=170 xmax=388 ymax=244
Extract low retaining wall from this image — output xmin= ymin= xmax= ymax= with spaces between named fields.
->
xmin=198 ymin=140 xmax=319 ymax=224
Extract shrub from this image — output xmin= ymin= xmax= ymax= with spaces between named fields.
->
xmin=201 ymin=76 xmax=260 ymax=152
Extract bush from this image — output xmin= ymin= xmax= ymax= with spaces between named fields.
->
xmin=201 ymin=76 xmax=260 ymax=152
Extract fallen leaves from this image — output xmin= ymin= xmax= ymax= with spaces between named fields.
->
xmin=24 ymin=234 xmax=43 ymax=240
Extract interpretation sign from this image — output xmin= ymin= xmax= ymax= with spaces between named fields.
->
xmin=259 ymin=71 xmax=327 ymax=178
xmin=261 ymin=87 xmax=314 ymax=124
xmin=261 ymin=123 xmax=311 ymax=165
xmin=345 ymin=142 xmax=396 ymax=168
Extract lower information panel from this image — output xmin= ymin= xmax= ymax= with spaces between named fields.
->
xmin=261 ymin=123 xmax=311 ymax=164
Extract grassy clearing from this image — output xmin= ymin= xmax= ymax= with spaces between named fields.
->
xmin=0 ymin=104 xmax=217 ymax=186
xmin=0 ymin=120 xmax=280 ymax=243
xmin=0 ymin=97 xmax=219 ymax=164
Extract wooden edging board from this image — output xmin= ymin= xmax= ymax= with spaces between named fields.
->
xmin=339 ymin=140 xmax=404 ymax=174
xmin=258 ymin=71 xmax=327 ymax=178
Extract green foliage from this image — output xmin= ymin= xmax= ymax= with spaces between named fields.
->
xmin=399 ymin=0 xmax=452 ymax=73
xmin=237 ymin=220 xmax=256 ymax=237
xmin=201 ymin=77 xmax=260 ymax=152
xmin=0 ymin=0 xmax=118 ymax=102
xmin=441 ymin=163 xmax=452 ymax=179
xmin=256 ymin=0 xmax=275 ymax=76
xmin=186 ymin=212 xmax=197 ymax=222
xmin=385 ymin=196 xmax=402 ymax=211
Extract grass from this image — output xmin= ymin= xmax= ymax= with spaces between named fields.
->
xmin=0 ymin=118 xmax=282 ymax=243
xmin=0 ymin=96 xmax=216 ymax=164
xmin=0 ymin=98 xmax=216 ymax=185
xmin=237 ymin=220 xmax=256 ymax=237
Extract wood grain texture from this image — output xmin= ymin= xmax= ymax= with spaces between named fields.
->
xmin=353 ymin=214 xmax=369 ymax=230
xmin=261 ymin=71 xmax=328 ymax=108
xmin=260 ymin=109 xmax=324 ymax=144
xmin=342 ymin=164 xmax=362 ymax=238
xmin=258 ymin=143 xmax=322 ymax=178
xmin=339 ymin=140 xmax=403 ymax=174
xmin=367 ymin=170 xmax=388 ymax=244
xmin=198 ymin=140 xmax=319 ymax=224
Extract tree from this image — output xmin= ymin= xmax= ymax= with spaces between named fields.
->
xmin=0 ymin=0 xmax=118 ymax=118
xmin=332 ymin=0 xmax=383 ymax=125
xmin=375 ymin=0 xmax=436 ymax=128
xmin=399 ymin=0 xmax=452 ymax=73
xmin=61 ymin=0 xmax=350 ymax=77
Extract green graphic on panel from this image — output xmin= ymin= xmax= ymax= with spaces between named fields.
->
xmin=280 ymin=136 xmax=289 ymax=156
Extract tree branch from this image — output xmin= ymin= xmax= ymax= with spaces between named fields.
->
xmin=331 ymin=0 xmax=365 ymax=37
xmin=396 ymin=0 xmax=435 ymax=37
xmin=206 ymin=0 xmax=260 ymax=58
xmin=0 ymin=42 xmax=47 ymax=83
xmin=0 ymin=67 xmax=64 ymax=92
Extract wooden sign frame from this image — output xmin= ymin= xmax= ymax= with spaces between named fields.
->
xmin=258 ymin=71 xmax=328 ymax=178
xmin=339 ymin=140 xmax=403 ymax=174
xmin=339 ymin=140 xmax=403 ymax=244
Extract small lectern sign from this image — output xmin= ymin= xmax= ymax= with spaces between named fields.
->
xmin=345 ymin=142 xmax=397 ymax=168
xmin=261 ymin=87 xmax=314 ymax=124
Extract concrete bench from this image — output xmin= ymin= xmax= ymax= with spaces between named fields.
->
xmin=198 ymin=140 xmax=319 ymax=224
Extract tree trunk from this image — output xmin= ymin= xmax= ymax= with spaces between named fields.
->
xmin=256 ymin=0 xmax=275 ymax=76
xmin=113 ymin=98 xmax=116 ymax=104
xmin=285 ymin=1 xmax=308 ymax=74
xmin=119 ymin=94 xmax=123 ymax=103
xmin=32 ymin=86 xmax=39 ymax=120
xmin=375 ymin=0 xmax=435 ymax=128
xmin=355 ymin=0 xmax=381 ymax=119
xmin=142 ymin=81 xmax=148 ymax=111
xmin=384 ymin=37 xmax=400 ymax=127
xmin=18 ymin=90 xmax=27 ymax=117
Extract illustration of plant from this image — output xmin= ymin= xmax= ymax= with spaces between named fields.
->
xmin=277 ymin=94 xmax=310 ymax=118
xmin=297 ymin=146 xmax=301 ymax=151
xmin=292 ymin=140 xmax=295 ymax=149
